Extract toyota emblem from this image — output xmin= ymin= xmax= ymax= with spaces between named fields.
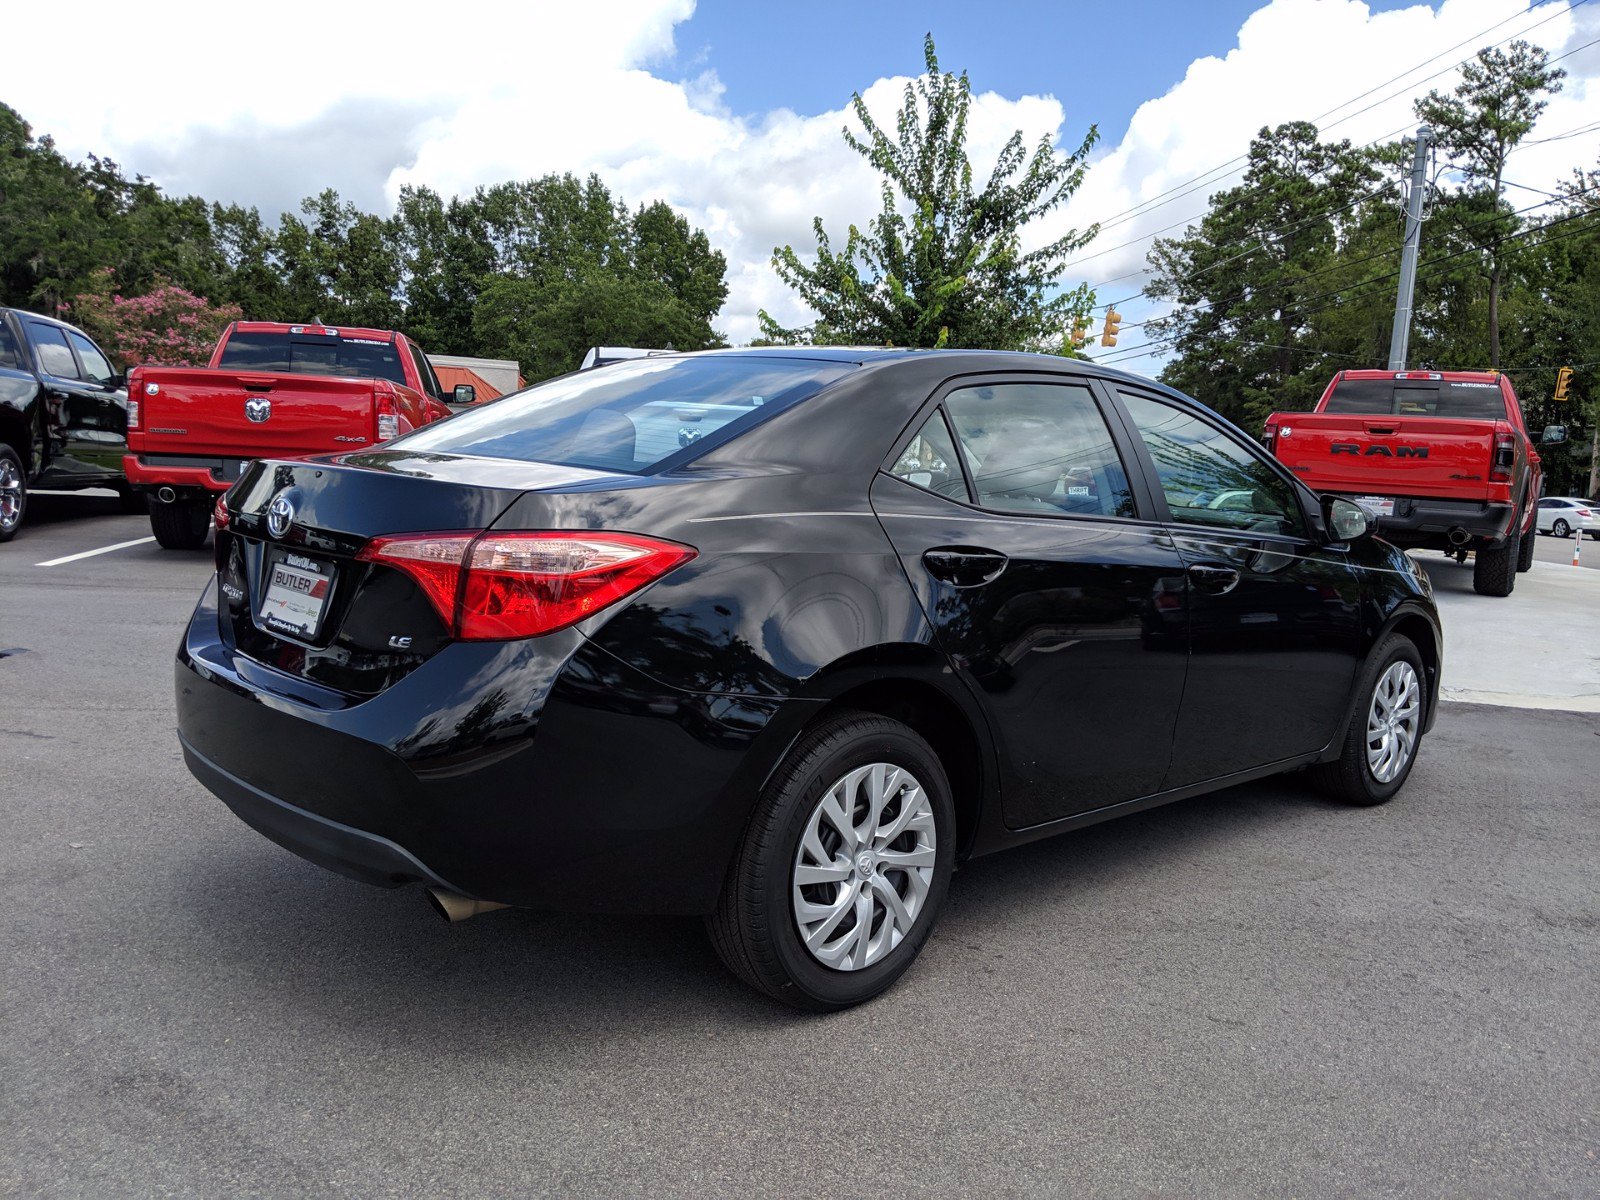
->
xmin=266 ymin=493 xmax=295 ymax=539
xmin=245 ymin=396 xmax=272 ymax=423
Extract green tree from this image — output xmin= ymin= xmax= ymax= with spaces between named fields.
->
xmin=1146 ymin=122 xmax=1380 ymax=429
xmin=1415 ymin=40 xmax=1565 ymax=367
xmin=761 ymin=34 xmax=1099 ymax=350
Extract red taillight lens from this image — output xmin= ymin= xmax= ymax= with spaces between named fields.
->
xmin=212 ymin=494 xmax=229 ymax=531
xmin=374 ymin=385 xmax=400 ymax=443
xmin=1490 ymin=433 xmax=1516 ymax=482
xmin=1261 ymin=424 xmax=1278 ymax=454
xmin=356 ymin=531 xmax=695 ymax=640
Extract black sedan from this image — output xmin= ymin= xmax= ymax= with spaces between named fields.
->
xmin=178 ymin=349 xmax=1441 ymax=1009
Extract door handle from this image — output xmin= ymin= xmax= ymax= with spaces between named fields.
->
xmin=923 ymin=546 xmax=1008 ymax=587
xmin=1186 ymin=562 xmax=1240 ymax=595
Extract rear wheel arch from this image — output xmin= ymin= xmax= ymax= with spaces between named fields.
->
xmin=1371 ymin=607 xmax=1440 ymax=730
xmin=793 ymin=655 xmax=991 ymax=857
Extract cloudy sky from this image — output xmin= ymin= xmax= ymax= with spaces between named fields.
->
xmin=6 ymin=0 xmax=1598 ymax=367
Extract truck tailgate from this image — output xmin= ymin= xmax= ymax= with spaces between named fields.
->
xmin=134 ymin=368 xmax=378 ymax=458
xmin=1271 ymin=413 xmax=1503 ymax=501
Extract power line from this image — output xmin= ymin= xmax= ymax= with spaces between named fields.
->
xmin=1064 ymin=1 xmax=1591 ymax=281
xmin=1095 ymin=202 xmax=1600 ymax=366
xmin=1072 ymin=1 xmax=1567 ymax=238
xmin=1109 ymin=183 xmax=1597 ymax=346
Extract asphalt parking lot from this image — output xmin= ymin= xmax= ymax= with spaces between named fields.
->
xmin=4 ymin=496 xmax=1598 ymax=1196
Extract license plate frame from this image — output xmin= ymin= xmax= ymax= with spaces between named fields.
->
xmin=1354 ymin=495 xmax=1396 ymax=518
xmin=258 ymin=548 xmax=337 ymax=642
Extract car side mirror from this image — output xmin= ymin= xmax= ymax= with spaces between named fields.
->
xmin=452 ymin=384 xmax=476 ymax=405
xmin=1323 ymin=496 xmax=1375 ymax=543
xmin=1541 ymin=424 xmax=1568 ymax=445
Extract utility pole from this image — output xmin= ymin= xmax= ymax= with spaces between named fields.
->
xmin=1387 ymin=125 xmax=1432 ymax=371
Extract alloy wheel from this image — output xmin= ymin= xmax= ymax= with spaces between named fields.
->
xmin=1366 ymin=660 xmax=1421 ymax=784
xmin=792 ymin=762 xmax=937 ymax=971
xmin=0 ymin=458 xmax=22 ymax=533
xmin=1554 ymin=519 xmax=1570 ymax=538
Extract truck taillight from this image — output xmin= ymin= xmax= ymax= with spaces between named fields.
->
xmin=127 ymin=399 xmax=140 ymax=429
xmin=356 ymin=531 xmax=696 ymax=640
xmin=1490 ymin=433 xmax=1516 ymax=483
xmin=375 ymin=386 xmax=400 ymax=443
xmin=1262 ymin=424 xmax=1278 ymax=453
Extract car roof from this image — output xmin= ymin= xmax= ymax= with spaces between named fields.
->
xmin=644 ymin=345 xmax=1167 ymax=388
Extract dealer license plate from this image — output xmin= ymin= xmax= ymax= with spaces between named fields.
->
xmin=261 ymin=552 xmax=334 ymax=639
xmin=1354 ymin=496 xmax=1396 ymax=517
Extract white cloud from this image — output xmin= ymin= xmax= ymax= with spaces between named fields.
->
xmin=5 ymin=0 xmax=1596 ymax=355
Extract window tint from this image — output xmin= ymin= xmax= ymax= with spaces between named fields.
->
xmin=67 ymin=331 xmax=114 ymax=384
xmin=1323 ymin=378 xmax=1507 ymax=419
xmin=29 ymin=323 xmax=79 ymax=379
xmin=408 ymin=343 xmax=442 ymax=398
xmin=942 ymin=382 xmax=1135 ymax=518
xmin=217 ymin=331 xmax=409 ymax=386
xmin=396 ymin=355 xmax=853 ymax=474
xmin=0 ymin=322 xmax=21 ymax=370
xmin=889 ymin=410 xmax=967 ymax=500
xmin=1120 ymin=390 xmax=1306 ymax=537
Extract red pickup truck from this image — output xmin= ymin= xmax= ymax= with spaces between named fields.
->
xmin=126 ymin=322 xmax=469 ymax=548
xmin=1263 ymin=370 xmax=1544 ymax=596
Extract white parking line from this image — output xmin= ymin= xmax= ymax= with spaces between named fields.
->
xmin=35 ymin=537 xmax=158 ymax=567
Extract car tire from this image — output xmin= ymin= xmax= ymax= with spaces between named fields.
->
xmin=1310 ymin=633 xmax=1427 ymax=806
xmin=1472 ymin=525 xmax=1519 ymax=596
xmin=1552 ymin=518 xmax=1571 ymax=538
xmin=0 ymin=444 xmax=26 ymax=544
xmin=707 ymin=710 xmax=955 ymax=1010
xmin=1516 ymin=514 xmax=1536 ymax=573
xmin=149 ymin=496 xmax=211 ymax=550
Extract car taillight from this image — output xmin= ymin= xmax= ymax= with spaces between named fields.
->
xmin=356 ymin=531 xmax=696 ymax=640
xmin=1261 ymin=424 xmax=1278 ymax=454
xmin=1490 ymin=433 xmax=1516 ymax=482
xmin=212 ymin=495 xmax=230 ymax=569
xmin=375 ymin=386 xmax=400 ymax=443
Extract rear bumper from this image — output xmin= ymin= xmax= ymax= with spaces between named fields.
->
xmin=125 ymin=454 xmax=248 ymax=492
xmin=176 ymin=582 xmax=810 ymax=914
xmin=1372 ymin=498 xmax=1516 ymax=548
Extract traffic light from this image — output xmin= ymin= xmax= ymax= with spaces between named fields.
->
xmin=1553 ymin=365 xmax=1573 ymax=402
xmin=1100 ymin=309 xmax=1122 ymax=347
xmin=1069 ymin=317 xmax=1091 ymax=349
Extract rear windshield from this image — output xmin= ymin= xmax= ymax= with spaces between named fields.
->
xmin=393 ymin=355 xmax=854 ymax=474
xmin=1323 ymin=379 xmax=1507 ymax=419
xmin=217 ymin=331 xmax=408 ymax=386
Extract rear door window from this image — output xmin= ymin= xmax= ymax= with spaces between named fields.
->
xmin=29 ymin=323 xmax=80 ymax=379
xmin=394 ymin=355 xmax=854 ymax=474
xmin=941 ymin=382 xmax=1136 ymax=518
xmin=889 ymin=410 xmax=968 ymax=500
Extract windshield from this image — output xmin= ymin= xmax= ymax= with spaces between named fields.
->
xmin=394 ymin=355 xmax=855 ymax=474
xmin=1323 ymin=379 xmax=1508 ymax=419
xmin=217 ymin=331 xmax=408 ymax=386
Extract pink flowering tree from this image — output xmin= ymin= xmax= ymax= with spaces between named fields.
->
xmin=70 ymin=269 xmax=242 ymax=367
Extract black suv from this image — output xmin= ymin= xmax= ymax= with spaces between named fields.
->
xmin=0 ymin=307 xmax=136 ymax=541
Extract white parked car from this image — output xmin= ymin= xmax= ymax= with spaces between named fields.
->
xmin=1535 ymin=496 xmax=1598 ymax=539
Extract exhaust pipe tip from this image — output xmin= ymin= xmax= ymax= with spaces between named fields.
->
xmin=425 ymin=887 xmax=510 ymax=923
xmin=1447 ymin=526 xmax=1470 ymax=546
xmin=156 ymin=486 xmax=177 ymax=504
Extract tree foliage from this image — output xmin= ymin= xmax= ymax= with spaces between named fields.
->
xmin=69 ymin=268 xmax=241 ymax=367
xmin=0 ymin=103 xmax=728 ymax=382
xmin=761 ymin=34 xmax=1098 ymax=351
